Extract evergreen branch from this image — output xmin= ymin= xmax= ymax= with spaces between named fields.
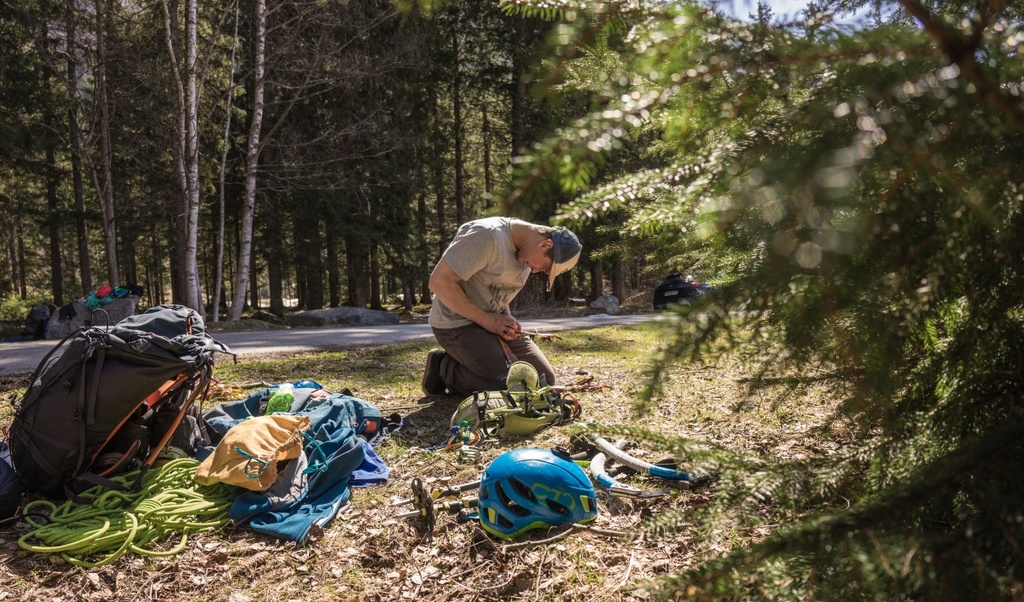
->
xmin=650 ymin=418 xmax=1024 ymax=599
xmin=899 ymin=0 xmax=1024 ymax=134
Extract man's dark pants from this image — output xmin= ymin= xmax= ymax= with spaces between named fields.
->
xmin=431 ymin=324 xmax=555 ymax=397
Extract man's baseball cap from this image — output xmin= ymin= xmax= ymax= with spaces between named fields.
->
xmin=547 ymin=227 xmax=582 ymax=292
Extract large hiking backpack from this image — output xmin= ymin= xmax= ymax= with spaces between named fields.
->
xmin=7 ymin=304 xmax=232 ymax=498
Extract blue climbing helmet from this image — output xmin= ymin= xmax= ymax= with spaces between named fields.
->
xmin=478 ymin=447 xmax=597 ymax=539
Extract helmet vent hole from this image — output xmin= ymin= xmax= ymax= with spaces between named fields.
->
xmin=495 ymin=480 xmax=511 ymax=505
xmin=508 ymin=476 xmax=538 ymax=503
xmin=546 ymin=499 xmax=570 ymax=517
xmin=495 ymin=481 xmax=530 ymax=516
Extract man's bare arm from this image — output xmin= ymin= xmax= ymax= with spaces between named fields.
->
xmin=429 ymin=260 xmax=520 ymax=339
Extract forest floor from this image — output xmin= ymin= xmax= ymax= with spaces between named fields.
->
xmin=0 ymin=303 xmax=848 ymax=602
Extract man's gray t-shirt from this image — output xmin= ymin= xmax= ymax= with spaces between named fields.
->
xmin=428 ymin=217 xmax=530 ymax=329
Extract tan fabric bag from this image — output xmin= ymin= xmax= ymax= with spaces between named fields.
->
xmin=195 ymin=414 xmax=310 ymax=491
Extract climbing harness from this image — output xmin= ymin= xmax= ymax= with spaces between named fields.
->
xmin=448 ymin=361 xmax=583 ymax=440
xmin=18 ymin=458 xmax=232 ymax=568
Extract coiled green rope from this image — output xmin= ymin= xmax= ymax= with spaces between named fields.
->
xmin=19 ymin=458 xmax=233 ymax=568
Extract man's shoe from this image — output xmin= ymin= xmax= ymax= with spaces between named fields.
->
xmin=421 ymin=349 xmax=448 ymax=396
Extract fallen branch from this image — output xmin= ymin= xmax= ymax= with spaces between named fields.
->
xmin=500 ymin=523 xmax=629 ymax=553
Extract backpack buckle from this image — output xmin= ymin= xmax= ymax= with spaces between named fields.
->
xmin=473 ymin=391 xmax=489 ymax=423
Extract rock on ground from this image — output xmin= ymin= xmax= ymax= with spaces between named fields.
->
xmin=589 ymin=294 xmax=621 ymax=315
xmin=45 ymin=296 xmax=140 ymax=339
xmin=285 ymin=307 xmax=399 ymax=327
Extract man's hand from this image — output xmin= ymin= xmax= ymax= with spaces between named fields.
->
xmin=500 ymin=311 xmax=522 ymax=341
xmin=475 ymin=312 xmax=519 ymax=340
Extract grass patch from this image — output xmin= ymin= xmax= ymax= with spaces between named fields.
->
xmin=0 ymin=321 xmax=850 ymax=601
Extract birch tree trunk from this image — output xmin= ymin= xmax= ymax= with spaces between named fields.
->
xmin=183 ymin=0 xmax=202 ymax=313
xmin=228 ymin=0 xmax=266 ymax=321
xmin=161 ymin=0 xmax=202 ymax=313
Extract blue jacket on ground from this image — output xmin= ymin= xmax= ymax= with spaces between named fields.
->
xmin=204 ymin=387 xmax=387 ymax=544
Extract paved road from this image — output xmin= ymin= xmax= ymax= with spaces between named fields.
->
xmin=0 ymin=314 xmax=654 ymax=377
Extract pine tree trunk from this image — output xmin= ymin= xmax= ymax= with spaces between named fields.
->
xmin=433 ymin=147 xmax=447 ymax=258
xmin=417 ymin=188 xmax=431 ymax=302
xmin=403 ymin=278 xmax=415 ymax=312
xmin=347 ymin=236 xmax=366 ymax=307
xmin=369 ymin=243 xmax=381 ymax=310
xmin=16 ymin=202 xmax=27 ymax=298
xmin=427 ymin=80 xmax=448 ymax=259
xmin=307 ymin=232 xmax=324 ymax=310
xmin=249 ymin=252 xmax=260 ymax=311
xmin=182 ymin=0 xmax=202 ymax=313
xmin=326 ymin=211 xmax=341 ymax=308
xmin=162 ymin=0 xmax=203 ymax=313
xmin=211 ymin=6 xmax=239 ymax=321
xmin=611 ymin=255 xmax=624 ymax=302
xmin=451 ymin=26 xmax=464 ymax=225
xmin=590 ymin=263 xmax=604 ymax=300
xmin=94 ymin=0 xmax=119 ymax=286
xmin=66 ymin=0 xmax=91 ymax=296
xmin=268 ymin=246 xmax=284 ymax=316
xmin=293 ymin=214 xmax=307 ymax=309
xmin=4 ymin=221 xmax=17 ymax=296
xmin=510 ymin=18 xmax=527 ymax=156
xmin=482 ymin=102 xmax=492 ymax=197
xmin=46 ymin=128 xmax=64 ymax=305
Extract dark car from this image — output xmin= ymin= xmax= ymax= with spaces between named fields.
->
xmin=653 ymin=273 xmax=711 ymax=309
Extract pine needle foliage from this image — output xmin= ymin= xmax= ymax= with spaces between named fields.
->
xmin=507 ymin=0 xmax=1024 ymax=599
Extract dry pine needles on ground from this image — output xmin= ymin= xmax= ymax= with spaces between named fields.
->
xmin=0 ymin=323 xmax=848 ymax=602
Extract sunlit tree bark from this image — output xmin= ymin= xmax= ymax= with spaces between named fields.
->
xmin=228 ymin=0 xmax=266 ymax=321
